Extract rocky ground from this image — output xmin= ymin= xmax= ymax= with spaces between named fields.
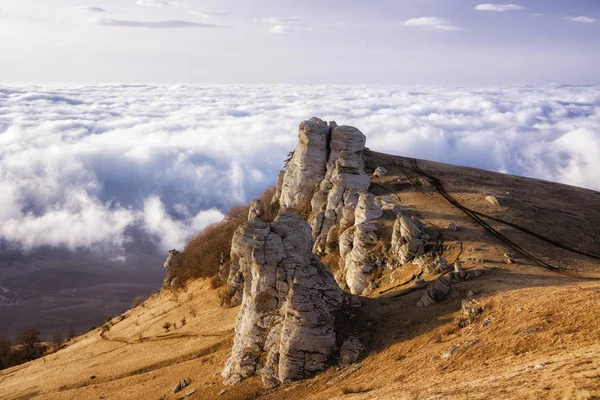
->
xmin=0 ymin=120 xmax=599 ymax=399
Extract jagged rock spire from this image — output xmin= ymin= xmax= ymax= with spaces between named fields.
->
xmin=222 ymin=212 xmax=360 ymax=388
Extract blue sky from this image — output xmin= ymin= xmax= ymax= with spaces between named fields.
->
xmin=0 ymin=0 xmax=599 ymax=83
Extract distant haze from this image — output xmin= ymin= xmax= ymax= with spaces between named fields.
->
xmin=0 ymin=0 xmax=599 ymax=84
xmin=1 ymin=84 xmax=599 ymax=252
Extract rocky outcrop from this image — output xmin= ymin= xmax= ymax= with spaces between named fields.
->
xmin=248 ymin=199 xmax=264 ymax=221
xmin=416 ymin=276 xmax=451 ymax=307
xmin=338 ymin=223 xmax=379 ymax=295
xmin=424 ymin=255 xmax=451 ymax=275
xmin=354 ymin=191 xmax=383 ymax=225
xmin=309 ymin=125 xmax=371 ymax=255
xmin=278 ymin=118 xmax=332 ymax=211
xmin=390 ymin=215 xmax=427 ymax=265
xmin=164 ymin=249 xmax=180 ymax=270
xmin=417 ymin=269 xmax=484 ymax=307
xmin=222 ymin=212 xmax=360 ymax=388
xmin=163 ymin=249 xmax=181 ymax=288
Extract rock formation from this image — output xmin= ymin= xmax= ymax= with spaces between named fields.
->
xmin=163 ymin=249 xmax=181 ymax=288
xmin=278 ymin=118 xmax=332 ymax=211
xmin=308 ymin=125 xmax=371 ymax=255
xmin=390 ymin=215 xmax=427 ymax=265
xmin=354 ymin=191 xmax=383 ymax=225
xmin=338 ymin=222 xmax=379 ymax=295
xmin=222 ymin=212 xmax=360 ymax=388
xmin=248 ymin=199 xmax=264 ymax=221
xmin=372 ymin=166 xmax=387 ymax=177
xmin=417 ymin=268 xmax=483 ymax=307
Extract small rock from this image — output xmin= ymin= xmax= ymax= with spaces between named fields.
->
xmin=485 ymin=195 xmax=500 ymax=206
xmin=186 ymin=389 xmax=197 ymax=397
xmin=174 ymin=378 xmax=191 ymax=393
xmin=447 ymin=222 xmax=458 ymax=231
xmin=339 ymin=337 xmax=365 ymax=365
xmin=534 ymin=362 xmax=547 ymax=369
xmin=414 ymin=279 xmax=425 ymax=288
xmin=218 ymin=389 xmax=227 ymax=396
xmin=372 ymin=166 xmax=388 ymax=177
xmin=467 ymin=290 xmax=476 ymax=298
xmin=90 ymin=375 xmax=96 ymax=380
xmin=441 ymin=345 xmax=458 ymax=360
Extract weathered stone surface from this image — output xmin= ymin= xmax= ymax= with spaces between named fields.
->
xmin=448 ymin=269 xmax=483 ymax=282
xmin=372 ymin=166 xmax=387 ymax=177
xmin=163 ymin=249 xmax=179 ymax=270
xmin=248 ymin=199 xmax=264 ymax=221
xmin=390 ymin=215 xmax=426 ymax=264
xmin=279 ymin=119 xmax=331 ymax=211
xmin=222 ymin=213 xmax=358 ymax=388
xmin=310 ymin=125 xmax=371 ymax=255
xmin=339 ymin=336 xmax=365 ymax=365
xmin=416 ymin=276 xmax=451 ymax=307
xmin=417 ymin=269 xmax=483 ymax=307
xmin=354 ymin=191 xmax=383 ymax=225
xmin=339 ymin=223 xmax=379 ymax=295
xmin=425 ymin=255 xmax=451 ymax=275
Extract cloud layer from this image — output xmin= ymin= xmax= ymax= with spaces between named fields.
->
xmin=475 ymin=4 xmax=524 ymax=12
xmin=1 ymin=84 xmax=599 ymax=252
xmin=403 ymin=17 xmax=461 ymax=31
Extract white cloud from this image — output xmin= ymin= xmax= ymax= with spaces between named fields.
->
xmin=475 ymin=4 xmax=525 ymax=12
xmin=566 ymin=16 xmax=597 ymax=23
xmin=189 ymin=9 xmax=231 ymax=18
xmin=403 ymin=17 xmax=461 ymax=31
xmin=260 ymin=16 xmax=304 ymax=33
xmin=75 ymin=6 xmax=105 ymax=13
xmin=135 ymin=0 xmax=183 ymax=8
xmin=1 ymin=84 xmax=600 ymax=252
xmin=91 ymin=19 xmax=216 ymax=29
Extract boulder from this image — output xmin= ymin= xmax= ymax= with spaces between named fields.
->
xmin=417 ymin=276 xmax=451 ymax=307
xmin=222 ymin=213 xmax=359 ymax=388
xmin=485 ymin=195 xmax=500 ymax=206
xmin=390 ymin=215 xmax=426 ymax=264
xmin=371 ymin=166 xmax=387 ymax=178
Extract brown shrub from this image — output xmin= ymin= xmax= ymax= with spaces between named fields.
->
xmin=209 ymin=274 xmax=222 ymax=289
xmin=169 ymin=204 xmax=249 ymax=285
xmin=260 ymin=185 xmax=279 ymax=223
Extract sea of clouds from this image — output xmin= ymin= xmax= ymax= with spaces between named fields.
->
xmin=1 ymin=84 xmax=599 ymax=252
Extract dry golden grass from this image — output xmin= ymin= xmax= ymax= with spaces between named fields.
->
xmin=1 ymin=153 xmax=599 ymax=399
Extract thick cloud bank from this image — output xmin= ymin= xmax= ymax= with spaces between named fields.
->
xmin=1 ymin=84 xmax=599 ymax=251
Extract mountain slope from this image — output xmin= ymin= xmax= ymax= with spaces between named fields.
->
xmin=1 ymin=152 xmax=599 ymax=400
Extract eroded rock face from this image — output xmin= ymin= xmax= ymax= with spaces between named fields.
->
xmin=355 ymin=191 xmax=383 ymax=225
xmin=390 ymin=215 xmax=426 ymax=265
xmin=338 ymin=223 xmax=379 ymax=295
xmin=279 ymin=118 xmax=332 ymax=211
xmin=222 ymin=212 xmax=359 ymax=388
xmin=372 ymin=166 xmax=387 ymax=178
xmin=308 ymin=125 xmax=371 ymax=255
xmin=248 ymin=199 xmax=264 ymax=221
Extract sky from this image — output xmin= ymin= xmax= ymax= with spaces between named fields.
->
xmin=0 ymin=0 xmax=599 ymax=84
